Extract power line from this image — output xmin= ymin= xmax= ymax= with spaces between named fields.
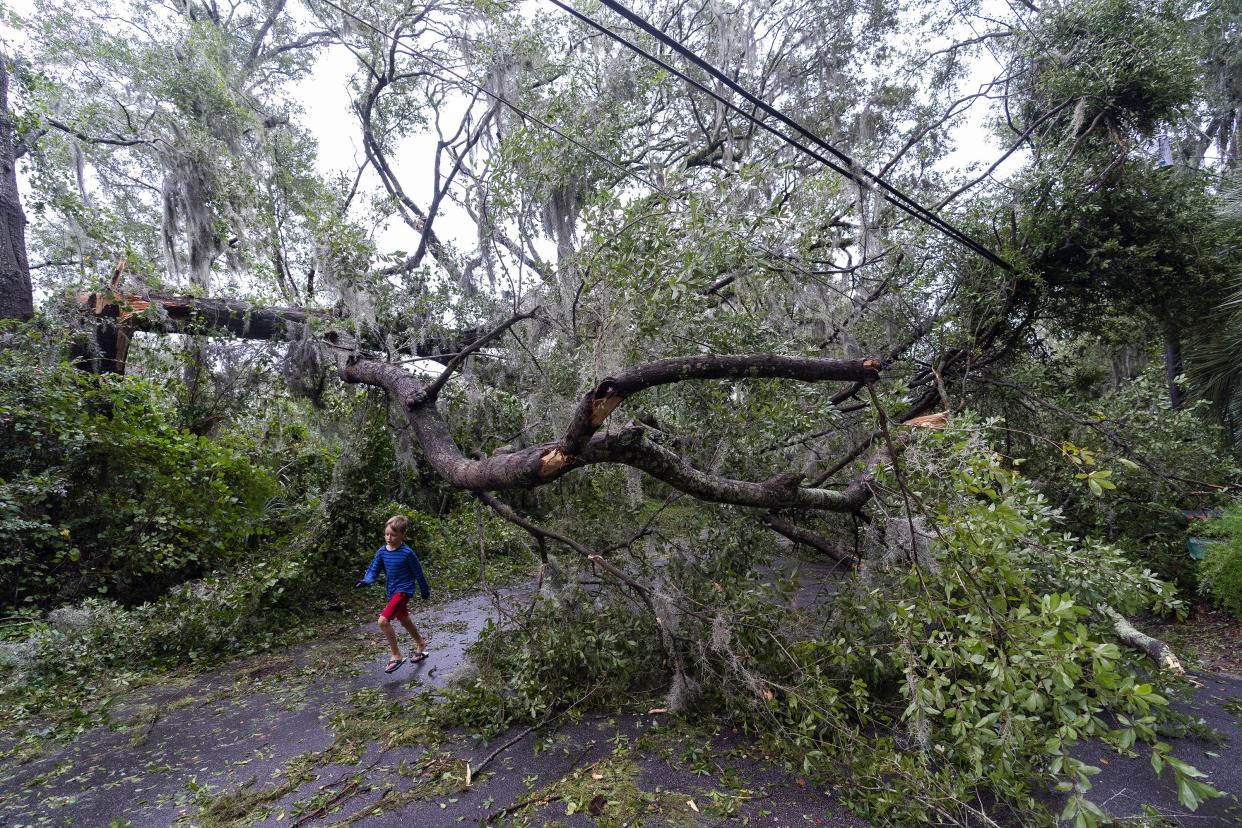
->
xmin=315 ymin=0 xmax=926 ymax=293
xmin=313 ymin=0 xmax=882 ymax=298
xmin=550 ymin=0 xmax=1014 ymax=272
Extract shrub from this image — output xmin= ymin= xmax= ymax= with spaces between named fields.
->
xmin=0 ymin=357 xmax=277 ymax=608
xmin=975 ymin=362 xmax=1240 ymax=592
xmin=1199 ymin=507 xmax=1242 ymax=617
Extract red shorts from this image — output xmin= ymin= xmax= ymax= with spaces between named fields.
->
xmin=380 ymin=592 xmax=411 ymax=621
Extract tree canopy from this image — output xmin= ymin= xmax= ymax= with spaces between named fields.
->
xmin=3 ymin=0 xmax=1242 ymax=823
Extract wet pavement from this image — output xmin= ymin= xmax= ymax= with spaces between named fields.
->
xmin=0 ymin=566 xmax=1239 ymax=827
xmin=1073 ymin=672 xmax=1242 ymax=825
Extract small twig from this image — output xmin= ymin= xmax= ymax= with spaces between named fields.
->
xmin=126 ymin=710 xmax=161 ymax=747
xmin=485 ymin=791 xmax=563 ymax=823
xmin=471 ymin=684 xmax=601 ymax=783
xmin=290 ymin=778 xmax=361 ymax=827
xmin=865 ymin=386 xmax=929 ymax=595
xmin=471 ymin=723 xmax=541 ymax=782
xmin=418 ymin=309 xmax=539 ymax=403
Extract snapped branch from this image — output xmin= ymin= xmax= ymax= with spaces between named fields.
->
xmin=338 ymin=348 xmax=883 ymax=511
xmin=418 ymin=307 xmax=539 ymax=403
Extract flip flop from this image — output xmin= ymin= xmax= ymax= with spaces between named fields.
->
xmin=384 ymin=657 xmax=406 ymax=673
xmin=409 ymin=651 xmax=429 ymax=664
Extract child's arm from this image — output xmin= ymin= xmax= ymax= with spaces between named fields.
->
xmin=406 ymin=549 xmax=430 ymax=599
xmin=357 ymin=550 xmax=385 ymax=587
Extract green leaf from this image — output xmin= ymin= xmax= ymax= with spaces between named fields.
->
xmin=1176 ymin=775 xmax=1221 ymax=811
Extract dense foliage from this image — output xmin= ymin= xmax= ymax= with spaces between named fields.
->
xmin=2 ymin=0 xmax=1241 ymax=823
xmin=1200 ymin=506 xmax=1242 ymax=617
xmin=0 ymin=335 xmax=276 ymax=607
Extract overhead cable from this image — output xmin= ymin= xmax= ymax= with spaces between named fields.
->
xmin=315 ymin=0 xmax=933 ymax=289
xmin=548 ymin=0 xmax=1014 ymax=272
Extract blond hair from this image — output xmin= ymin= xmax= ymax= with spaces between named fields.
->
xmin=385 ymin=515 xmax=411 ymax=535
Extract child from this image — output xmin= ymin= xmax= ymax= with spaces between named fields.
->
xmin=355 ymin=515 xmax=431 ymax=673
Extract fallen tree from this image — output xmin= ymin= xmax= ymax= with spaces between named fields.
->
xmin=69 ymin=290 xmax=1187 ymax=681
xmin=71 ymin=291 xmax=485 ymax=373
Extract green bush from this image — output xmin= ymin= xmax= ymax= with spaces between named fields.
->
xmin=975 ymin=362 xmax=1240 ymax=592
xmin=1199 ymin=507 xmax=1242 ymax=617
xmin=0 ymin=357 xmax=277 ymax=608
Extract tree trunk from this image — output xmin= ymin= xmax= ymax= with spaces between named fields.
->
xmin=74 ymin=292 xmax=483 ymax=373
xmin=0 ymin=59 xmax=33 ymax=321
xmin=1163 ymin=328 xmax=1184 ymax=410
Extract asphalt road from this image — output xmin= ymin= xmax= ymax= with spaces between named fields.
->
xmin=0 ymin=568 xmax=1238 ymax=827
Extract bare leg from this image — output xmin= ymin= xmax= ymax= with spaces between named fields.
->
xmin=397 ymin=615 xmax=426 ymax=652
xmin=377 ymin=616 xmax=402 ymax=660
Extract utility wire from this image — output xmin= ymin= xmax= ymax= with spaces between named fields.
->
xmin=320 ymin=0 xmax=1010 ymax=272
xmin=550 ymin=0 xmax=1014 ymax=272
xmin=313 ymin=0 xmax=877 ymax=298
xmin=315 ymin=0 xmax=665 ymax=195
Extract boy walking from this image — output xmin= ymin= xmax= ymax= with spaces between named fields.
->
xmin=356 ymin=515 xmax=431 ymax=673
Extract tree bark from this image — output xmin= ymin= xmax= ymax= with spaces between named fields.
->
xmin=1163 ymin=328 xmax=1184 ymax=410
xmin=0 ymin=59 xmax=33 ymax=321
xmin=338 ymin=349 xmax=881 ymax=508
xmin=79 ymin=291 xmax=315 ymax=340
xmin=74 ymin=292 xmax=483 ymax=372
xmin=558 ymin=355 xmax=881 ymax=457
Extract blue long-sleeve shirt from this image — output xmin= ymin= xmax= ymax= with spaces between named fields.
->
xmin=361 ymin=544 xmax=430 ymax=599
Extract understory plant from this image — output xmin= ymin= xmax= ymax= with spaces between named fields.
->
xmin=448 ymin=418 xmax=1218 ymax=826
xmin=1199 ymin=506 xmax=1242 ymax=618
xmin=0 ymin=354 xmax=277 ymax=608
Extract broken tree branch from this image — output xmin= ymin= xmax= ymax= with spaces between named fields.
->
xmin=557 ymin=355 xmax=882 ymax=458
xmin=339 ymin=351 xmax=881 ymax=507
xmin=761 ymin=513 xmax=859 ymax=568
xmin=74 ymin=291 xmax=484 ymax=373
xmin=1098 ymin=605 xmax=1184 ymax=675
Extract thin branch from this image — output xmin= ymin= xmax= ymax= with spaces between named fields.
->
xmin=418 ymin=308 xmax=539 ymax=402
xmin=45 ymin=117 xmax=158 ymax=147
xmin=933 ymin=100 xmax=1074 ymax=210
xmin=13 ymin=127 xmax=47 ymax=159
xmin=411 ymin=100 xmax=499 ymax=269
xmin=245 ymin=0 xmax=287 ymax=66
xmin=475 ymin=492 xmax=656 ymax=606
xmin=761 ymin=513 xmax=859 ymax=568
